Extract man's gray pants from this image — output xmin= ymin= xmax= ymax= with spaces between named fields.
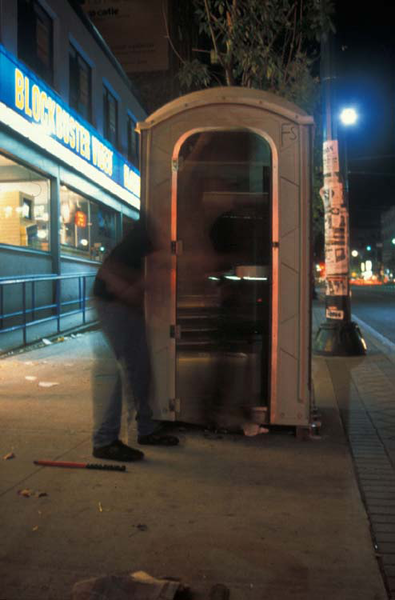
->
xmin=92 ymin=300 xmax=156 ymax=448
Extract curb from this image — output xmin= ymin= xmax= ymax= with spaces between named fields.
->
xmin=0 ymin=321 xmax=100 ymax=359
xmin=352 ymin=314 xmax=395 ymax=364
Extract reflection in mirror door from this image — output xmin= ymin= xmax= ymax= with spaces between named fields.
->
xmin=175 ymin=130 xmax=272 ymax=428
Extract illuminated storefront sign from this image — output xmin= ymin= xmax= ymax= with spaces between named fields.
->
xmin=0 ymin=44 xmax=140 ymax=209
xmin=74 ymin=210 xmax=88 ymax=227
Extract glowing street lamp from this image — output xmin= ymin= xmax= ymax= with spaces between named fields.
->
xmin=340 ymin=107 xmax=358 ymax=126
xmin=339 ymin=107 xmax=358 ymax=196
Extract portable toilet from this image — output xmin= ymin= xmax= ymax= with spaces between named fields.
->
xmin=137 ymin=87 xmax=314 ymax=432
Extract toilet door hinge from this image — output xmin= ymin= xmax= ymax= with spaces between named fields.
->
xmin=169 ymin=398 xmax=181 ymax=413
xmin=170 ymin=324 xmax=181 ymax=339
xmin=172 ymin=157 xmax=183 ymax=171
xmin=171 ymin=240 xmax=183 ymax=255
xmin=272 ymin=241 xmax=279 ymax=248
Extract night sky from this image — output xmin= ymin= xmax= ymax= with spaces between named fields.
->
xmin=334 ymin=0 xmax=395 ymax=232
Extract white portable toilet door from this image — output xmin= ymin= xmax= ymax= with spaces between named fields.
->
xmin=173 ymin=130 xmax=273 ymax=426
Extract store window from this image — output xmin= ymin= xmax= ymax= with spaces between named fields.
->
xmin=18 ymin=0 xmax=53 ymax=86
xmin=103 ymin=86 xmax=118 ymax=147
xmin=127 ymin=116 xmax=139 ymax=167
xmin=60 ymin=187 xmax=117 ymax=261
xmin=122 ymin=215 xmax=136 ymax=237
xmin=69 ymin=45 xmax=92 ymax=122
xmin=0 ymin=154 xmax=50 ymax=251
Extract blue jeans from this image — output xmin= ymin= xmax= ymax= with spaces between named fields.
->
xmin=92 ymin=300 xmax=156 ymax=447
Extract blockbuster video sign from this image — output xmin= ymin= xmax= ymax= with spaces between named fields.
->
xmin=0 ymin=43 xmax=140 ymax=209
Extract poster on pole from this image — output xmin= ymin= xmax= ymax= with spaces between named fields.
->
xmin=320 ymin=175 xmax=344 ymax=208
xmin=326 ymin=307 xmax=345 ymax=320
xmin=325 ymin=242 xmax=349 ymax=276
xmin=325 ymin=276 xmax=349 ymax=297
xmin=324 ymin=202 xmax=349 ymax=276
xmin=321 ymin=171 xmax=349 ymax=276
xmin=323 ymin=140 xmax=339 ymax=175
xmin=82 ymin=0 xmax=169 ymax=73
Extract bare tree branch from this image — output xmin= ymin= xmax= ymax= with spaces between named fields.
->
xmin=283 ymin=2 xmax=299 ymax=88
xmin=162 ymin=0 xmax=186 ymax=65
xmin=203 ymin=0 xmax=226 ymax=70
xmin=297 ymin=0 xmax=304 ymax=54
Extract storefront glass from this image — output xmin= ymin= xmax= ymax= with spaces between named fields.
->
xmin=60 ymin=186 xmax=117 ymax=261
xmin=122 ymin=215 xmax=136 ymax=236
xmin=90 ymin=201 xmax=117 ymax=260
xmin=0 ymin=153 xmax=51 ymax=251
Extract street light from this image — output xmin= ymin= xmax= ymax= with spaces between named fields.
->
xmin=340 ymin=107 xmax=358 ymax=126
xmin=339 ymin=106 xmax=358 ymax=196
xmin=313 ymin=23 xmax=366 ymax=356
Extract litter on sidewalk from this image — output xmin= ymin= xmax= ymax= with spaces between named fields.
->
xmin=72 ymin=571 xmax=189 ymax=600
xmin=3 ymin=452 xmax=15 ymax=460
xmin=38 ymin=381 xmax=59 ymax=388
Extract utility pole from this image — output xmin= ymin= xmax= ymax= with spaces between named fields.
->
xmin=313 ymin=16 xmax=366 ymax=356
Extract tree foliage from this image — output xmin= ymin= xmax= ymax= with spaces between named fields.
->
xmin=177 ymin=0 xmax=335 ymax=112
xmin=174 ymin=0 xmax=335 ymax=250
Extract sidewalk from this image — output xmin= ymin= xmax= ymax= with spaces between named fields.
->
xmin=0 ymin=303 xmax=391 ymax=599
xmin=313 ymin=302 xmax=395 ymax=599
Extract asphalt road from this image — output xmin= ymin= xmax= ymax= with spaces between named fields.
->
xmin=350 ymin=284 xmax=395 ymax=345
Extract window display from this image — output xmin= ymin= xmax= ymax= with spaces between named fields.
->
xmin=60 ymin=186 xmax=117 ymax=261
xmin=0 ymin=154 xmax=50 ymax=251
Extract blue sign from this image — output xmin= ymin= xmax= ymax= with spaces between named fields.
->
xmin=0 ymin=43 xmax=140 ymax=207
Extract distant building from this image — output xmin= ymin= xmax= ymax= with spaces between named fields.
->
xmin=381 ymin=206 xmax=395 ymax=278
xmin=0 ymin=0 xmax=146 ymax=348
xmin=81 ymin=0 xmax=194 ymax=114
xmin=349 ymin=224 xmax=382 ymax=279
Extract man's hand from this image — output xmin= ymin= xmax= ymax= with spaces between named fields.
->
xmin=97 ymin=260 xmax=145 ymax=306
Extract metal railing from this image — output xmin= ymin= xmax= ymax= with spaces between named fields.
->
xmin=0 ymin=272 xmax=96 ymax=346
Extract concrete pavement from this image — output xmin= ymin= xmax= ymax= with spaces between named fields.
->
xmin=0 ymin=303 xmax=392 ymax=599
xmin=314 ymin=303 xmax=395 ymax=599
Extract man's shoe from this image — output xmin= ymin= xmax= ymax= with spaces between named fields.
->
xmin=93 ymin=439 xmax=144 ymax=462
xmin=138 ymin=433 xmax=179 ymax=446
